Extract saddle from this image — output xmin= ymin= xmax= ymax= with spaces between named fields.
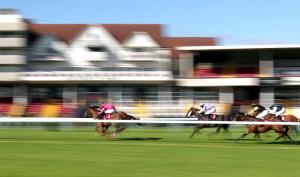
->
xmin=268 ymin=114 xmax=284 ymax=122
xmin=204 ymin=114 xmax=216 ymax=120
xmin=98 ymin=113 xmax=112 ymax=127
xmin=103 ymin=114 xmax=112 ymax=120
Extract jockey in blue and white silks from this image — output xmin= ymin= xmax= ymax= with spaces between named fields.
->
xmin=199 ymin=103 xmax=216 ymax=119
xmin=268 ymin=104 xmax=286 ymax=118
xmin=248 ymin=103 xmax=268 ymax=120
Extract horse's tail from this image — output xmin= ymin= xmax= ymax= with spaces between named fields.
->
xmin=122 ymin=112 xmax=144 ymax=126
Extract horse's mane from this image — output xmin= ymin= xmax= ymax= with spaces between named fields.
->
xmin=237 ymin=112 xmax=246 ymax=115
xmin=191 ymin=107 xmax=200 ymax=111
xmin=235 ymin=112 xmax=258 ymax=121
xmin=89 ymin=105 xmax=99 ymax=109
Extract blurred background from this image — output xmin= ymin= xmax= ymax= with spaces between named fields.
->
xmin=0 ymin=8 xmax=299 ymax=118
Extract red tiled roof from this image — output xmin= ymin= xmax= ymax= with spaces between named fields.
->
xmin=28 ymin=23 xmax=217 ymax=59
xmin=29 ymin=24 xmax=88 ymax=44
xmin=162 ymin=37 xmax=217 ymax=58
xmin=102 ymin=24 xmax=164 ymax=45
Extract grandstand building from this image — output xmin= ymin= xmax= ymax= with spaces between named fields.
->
xmin=2 ymin=9 xmax=300 ymax=117
xmin=0 ymin=9 xmax=217 ymax=116
xmin=177 ymin=45 xmax=300 ymax=112
xmin=0 ymin=9 xmax=27 ymax=104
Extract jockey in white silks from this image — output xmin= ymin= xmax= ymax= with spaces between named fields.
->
xmin=268 ymin=104 xmax=286 ymax=119
xmin=199 ymin=103 xmax=217 ymax=120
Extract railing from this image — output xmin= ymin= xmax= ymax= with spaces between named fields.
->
xmin=275 ymin=67 xmax=300 ymax=76
xmin=27 ymin=66 xmax=165 ymax=72
xmin=192 ymin=67 xmax=259 ymax=78
xmin=0 ymin=117 xmax=299 ymax=126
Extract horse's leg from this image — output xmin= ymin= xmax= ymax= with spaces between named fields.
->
xmin=222 ymin=124 xmax=230 ymax=132
xmin=282 ymin=132 xmax=294 ymax=142
xmin=209 ymin=124 xmax=228 ymax=136
xmin=189 ymin=126 xmax=202 ymax=139
xmin=115 ymin=123 xmax=127 ymax=133
xmin=238 ymin=133 xmax=249 ymax=140
xmin=274 ymin=133 xmax=284 ymax=141
xmin=253 ymin=133 xmax=263 ymax=141
xmin=95 ymin=123 xmax=100 ymax=135
xmin=215 ymin=125 xmax=222 ymax=133
xmin=283 ymin=126 xmax=294 ymax=142
xmin=110 ymin=123 xmax=127 ymax=138
xmin=95 ymin=123 xmax=105 ymax=136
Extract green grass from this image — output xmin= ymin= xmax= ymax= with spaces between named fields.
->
xmin=0 ymin=126 xmax=299 ymax=177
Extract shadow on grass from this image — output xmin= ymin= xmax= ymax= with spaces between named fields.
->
xmin=115 ymin=137 xmax=162 ymax=141
xmin=265 ymin=141 xmax=300 ymax=145
xmin=223 ymin=138 xmax=300 ymax=145
xmin=0 ymin=137 xmax=19 ymax=140
xmin=224 ymin=138 xmax=260 ymax=141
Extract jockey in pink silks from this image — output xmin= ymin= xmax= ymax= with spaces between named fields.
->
xmin=97 ymin=103 xmax=117 ymax=120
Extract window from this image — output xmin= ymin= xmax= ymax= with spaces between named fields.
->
xmin=87 ymin=46 xmax=106 ymax=52
xmin=130 ymin=47 xmax=154 ymax=52
xmin=0 ymin=31 xmax=25 ymax=38
xmin=0 ymin=66 xmax=22 ymax=72
xmin=0 ymin=48 xmax=24 ymax=55
xmin=29 ymin=86 xmax=63 ymax=103
xmin=0 ymin=86 xmax=13 ymax=103
xmin=33 ymin=47 xmax=63 ymax=58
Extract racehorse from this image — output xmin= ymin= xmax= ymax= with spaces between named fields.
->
xmin=234 ymin=112 xmax=293 ymax=142
xmin=185 ymin=107 xmax=231 ymax=138
xmin=251 ymin=111 xmax=300 ymax=135
xmin=83 ymin=106 xmax=144 ymax=137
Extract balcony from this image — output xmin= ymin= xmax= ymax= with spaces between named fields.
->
xmin=191 ymin=66 xmax=259 ymax=78
xmin=274 ymin=67 xmax=300 ymax=85
xmin=0 ymin=38 xmax=25 ymax=47
xmin=0 ymin=72 xmax=19 ymax=81
xmin=0 ymin=55 xmax=25 ymax=64
xmin=176 ymin=78 xmax=259 ymax=87
xmin=0 ymin=23 xmax=26 ymax=31
xmin=20 ymin=67 xmax=173 ymax=83
xmin=177 ymin=66 xmax=260 ymax=87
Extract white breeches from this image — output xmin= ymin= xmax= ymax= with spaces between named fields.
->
xmin=275 ymin=108 xmax=286 ymax=117
xmin=105 ymin=109 xmax=115 ymax=114
xmin=204 ymin=107 xmax=216 ymax=115
xmin=256 ymin=110 xmax=269 ymax=119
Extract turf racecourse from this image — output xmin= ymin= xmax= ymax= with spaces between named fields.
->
xmin=0 ymin=126 xmax=299 ymax=177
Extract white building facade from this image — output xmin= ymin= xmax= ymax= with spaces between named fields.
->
xmin=0 ymin=10 xmax=218 ymax=117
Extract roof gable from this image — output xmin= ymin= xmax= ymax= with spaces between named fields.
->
xmin=123 ymin=32 xmax=160 ymax=48
xmin=102 ymin=24 xmax=164 ymax=45
xmin=29 ymin=24 xmax=88 ymax=44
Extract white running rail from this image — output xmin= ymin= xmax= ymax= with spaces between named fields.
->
xmin=0 ymin=117 xmax=299 ymax=125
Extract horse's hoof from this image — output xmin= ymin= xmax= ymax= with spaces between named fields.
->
xmin=110 ymin=132 xmax=117 ymax=138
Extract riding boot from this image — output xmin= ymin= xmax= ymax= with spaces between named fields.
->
xmin=276 ymin=116 xmax=284 ymax=122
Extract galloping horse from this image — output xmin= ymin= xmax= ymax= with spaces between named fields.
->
xmin=185 ymin=107 xmax=231 ymax=138
xmin=83 ymin=106 xmax=143 ymax=137
xmin=234 ymin=112 xmax=293 ymax=142
xmin=251 ymin=111 xmax=300 ymax=135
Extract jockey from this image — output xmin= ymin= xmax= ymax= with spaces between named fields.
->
xmin=97 ymin=102 xmax=116 ymax=119
xmin=268 ymin=104 xmax=286 ymax=119
xmin=247 ymin=103 xmax=268 ymax=120
xmin=199 ymin=103 xmax=217 ymax=120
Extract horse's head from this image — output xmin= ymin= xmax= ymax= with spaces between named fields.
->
xmin=83 ymin=109 xmax=91 ymax=118
xmin=234 ymin=112 xmax=247 ymax=121
xmin=89 ymin=105 xmax=99 ymax=110
xmin=83 ymin=105 xmax=99 ymax=118
xmin=185 ymin=107 xmax=201 ymax=118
